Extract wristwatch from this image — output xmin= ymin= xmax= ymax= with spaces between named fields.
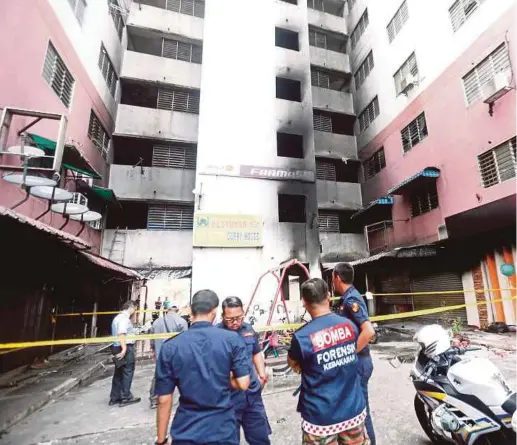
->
xmin=155 ymin=437 xmax=169 ymax=445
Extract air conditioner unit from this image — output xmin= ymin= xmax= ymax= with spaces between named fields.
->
xmin=400 ymin=74 xmax=417 ymax=94
xmin=437 ymin=224 xmax=448 ymax=241
xmin=482 ymin=72 xmax=512 ymax=104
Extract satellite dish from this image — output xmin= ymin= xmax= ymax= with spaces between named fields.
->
xmin=30 ymin=186 xmax=73 ymax=202
xmin=70 ymin=210 xmax=102 ymax=222
xmin=51 ymin=192 xmax=88 ymax=215
xmin=3 ymin=173 xmax=57 ymax=187
xmin=7 ymin=145 xmax=45 ymax=157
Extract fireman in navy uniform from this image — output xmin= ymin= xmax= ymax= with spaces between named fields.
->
xmin=332 ymin=262 xmax=377 ymax=445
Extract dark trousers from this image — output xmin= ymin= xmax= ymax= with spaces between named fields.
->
xmin=235 ymin=391 xmax=271 ymax=445
xmin=358 ymin=354 xmax=376 ymax=445
xmin=109 ymin=344 xmax=136 ymax=402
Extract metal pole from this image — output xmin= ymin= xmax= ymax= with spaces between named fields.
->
xmin=90 ymin=301 xmax=98 ymax=338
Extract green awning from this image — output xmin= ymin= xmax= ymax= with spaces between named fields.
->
xmin=28 ymin=133 xmax=102 ymax=180
xmin=91 ymin=185 xmax=119 ymax=205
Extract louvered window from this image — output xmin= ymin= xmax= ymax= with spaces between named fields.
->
xmin=165 ymin=0 xmax=205 ymax=18
xmin=354 ymin=51 xmax=374 ymax=90
xmin=307 ymin=0 xmax=324 ymax=11
xmin=108 ymin=0 xmax=124 ymax=40
xmin=394 ymin=52 xmax=418 ymax=95
xmin=309 ymin=30 xmax=327 ymax=49
xmin=147 ymin=204 xmax=194 ymax=230
xmin=347 ymin=0 xmax=356 ymax=12
xmin=98 ymin=44 xmax=118 ymax=97
xmin=462 ymin=43 xmax=510 ymax=106
xmin=350 ymin=10 xmax=368 ymax=50
xmin=152 ymin=145 xmax=197 ymax=169
xmin=162 ymin=38 xmax=202 ymax=64
xmin=157 ymin=88 xmax=200 ymax=113
xmin=410 ymin=184 xmax=439 ymax=217
xmin=364 ymin=148 xmax=386 ymax=180
xmin=401 ymin=112 xmax=428 ymax=153
xmin=68 ymin=0 xmax=86 ymax=26
xmin=478 ymin=137 xmax=516 ymax=188
xmin=358 ymin=96 xmax=379 ymax=133
xmin=316 ymin=160 xmax=336 ymax=181
xmin=387 ymin=1 xmax=409 ymax=43
xmin=88 ymin=111 xmax=110 ymax=159
xmin=318 ymin=211 xmax=340 ymax=233
xmin=42 ymin=42 xmax=75 ymax=109
xmin=311 ymin=68 xmax=330 ymax=89
xmin=450 ymin=0 xmax=486 ymax=32
xmin=313 ymin=112 xmax=332 ymax=133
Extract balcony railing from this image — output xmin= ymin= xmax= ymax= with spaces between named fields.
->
xmin=364 ymin=220 xmax=394 ymax=255
xmin=137 ymin=0 xmax=205 ymax=18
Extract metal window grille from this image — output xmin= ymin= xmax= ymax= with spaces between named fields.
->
xmin=350 ymin=9 xmax=368 ymax=50
xmin=311 ymin=68 xmax=330 ymax=89
xmin=318 ymin=211 xmax=340 ymax=233
xmin=147 ymin=204 xmax=194 ymax=230
xmin=478 ymin=137 xmax=517 ymax=188
xmin=157 ymin=88 xmax=200 ymax=113
xmin=108 ymin=0 xmax=124 ymax=40
xmin=401 ymin=112 xmax=428 ymax=153
xmin=162 ymin=38 xmax=202 ymax=64
xmin=358 ymin=96 xmax=379 ymax=133
xmin=98 ymin=45 xmax=118 ymax=97
xmin=450 ymin=0 xmax=485 ymax=33
xmin=410 ymin=186 xmax=439 ymax=217
xmin=309 ymin=30 xmax=327 ymax=49
xmin=166 ymin=0 xmax=205 ymax=18
xmin=364 ymin=148 xmax=386 ymax=180
xmin=354 ymin=51 xmax=374 ymax=90
xmin=313 ymin=113 xmax=333 ymax=133
xmin=307 ymin=0 xmax=324 ymax=11
xmin=387 ymin=1 xmax=409 ymax=43
xmin=68 ymin=0 xmax=87 ymax=26
xmin=152 ymin=145 xmax=197 ymax=169
xmin=316 ymin=161 xmax=336 ymax=181
xmin=42 ymin=42 xmax=75 ymax=109
xmin=462 ymin=43 xmax=510 ymax=105
xmin=394 ymin=52 xmax=418 ymax=95
xmin=88 ymin=111 xmax=110 ymax=159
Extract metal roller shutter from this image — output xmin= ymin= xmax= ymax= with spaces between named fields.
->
xmin=377 ymin=275 xmax=413 ymax=313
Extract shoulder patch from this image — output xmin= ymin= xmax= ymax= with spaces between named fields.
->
xmin=351 ymin=302 xmax=360 ymax=313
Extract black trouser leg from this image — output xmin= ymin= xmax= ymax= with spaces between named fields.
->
xmin=121 ymin=345 xmax=135 ymax=400
xmin=110 ymin=346 xmax=123 ymax=402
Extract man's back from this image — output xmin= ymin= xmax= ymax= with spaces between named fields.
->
xmin=152 ymin=312 xmax=188 ymax=357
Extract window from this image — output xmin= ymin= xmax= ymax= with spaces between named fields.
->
xmin=276 ymin=77 xmax=302 ymax=102
xmin=387 ymin=1 xmax=409 ymax=43
xmin=462 ymin=43 xmax=511 ymax=105
xmin=394 ymin=52 xmax=418 ymax=95
xmin=478 ymin=137 xmax=516 ymax=188
xmin=358 ymin=96 xmax=379 ymax=133
xmin=276 ymin=27 xmax=299 ymax=51
xmin=108 ymin=0 xmax=124 ymax=40
xmin=277 ymin=133 xmax=304 ymax=158
xmin=166 ymin=0 xmax=205 ymax=18
xmin=88 ymin=111 xmax=110 ymax=159
xmin=68 ymin=0 xmax=86 ymax=26
xmin=98 ymin=45 xmax=118 ymax=97
xmin=162 ymin=38 xmax=203 ymax=63
xmin=152 ymin=145 xmax=197 ymax=169
xmin=147 ymin=203 xmax=194 ymax=230
xmin=450 ymin=0 xmax=485 ymax=32
xmin=410 ymin=184 xmax=439 ymax=217
xmin=316 ymin=160 xmax=336 ymax=181
xmin=313 ymin=112 xmax=333 ymax=132
xmin=309 ymin=30 xmax=327 ymax=49
xmin=307 ymin=0 xmax=343 ymax=16
xmin=311 ymin=68 xmax=330 ymax=89
xmin=401 ymin=112 xmax=428 ymax=153
xmin=157 ymin=88 xmax=200 ymax=113
xmin=364 ymin=148 xmax=386 ymax=180
xmin=350 ymin=10 xmax=368 ymax=50
xmin=318 ymin=211 xmax=340 ymax=233
xmin=347 ymin=0 xmax=357 ymax=12
xmin=354 ymin=51 xmax=374 ymax=90
xmin=278 ymin=194 xmax=306 ymax=223
xmin=42 ymin=42 xmax=75 ymax=109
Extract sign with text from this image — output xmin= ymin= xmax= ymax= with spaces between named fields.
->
xmin=193 ymin=213 xmax=263 ymax=248
xmin=199 ymin=164 xmax=315 ymax=183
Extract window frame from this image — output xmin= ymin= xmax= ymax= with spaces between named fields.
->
xmin=358 ymin=96 xmax=380 ymax=133
xmin=68 ymin=0 xmax=87 ymax=26
xmin=42 ymin=41 xmax=75 ymax=109
xmin=350 ymin=9 xmax=369 ymax=51
xmin=98 ymin=44 xmax=118 ymax=98
xmin=409 ymin=183 xmax=439 ymax=217
xmin=387 ymin=1 xmax=409 ymax=43
xmin=394 ymin=52 xmax=419 ymax=96
xmin=87 ymin=110 xmax=110 ymax=160
xmin=400 ymin=112 xmax=428 ymax=153
xmin=354 ymin=51 xmax=374 ymax=90
xmin=147 ymin=203 xmax=195 ymax=231
xmin=477 ymin=137 xmax=517 ymax=188
xmin=364 ymin=147 xmax=386 ymax=181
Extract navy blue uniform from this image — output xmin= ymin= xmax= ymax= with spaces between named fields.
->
xmin=288 ymin=313 xmax=366 ymax=436
xmin=217 ymin=322 xmax=271 ymax=445
xmin=155 ymin=321 xmax=249 ymax=445
xmin=341 ymin=286 xmax=376 ymax=445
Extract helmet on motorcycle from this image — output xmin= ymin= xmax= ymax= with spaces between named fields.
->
xmin=413 ymin=325 xmax=451 ymax=358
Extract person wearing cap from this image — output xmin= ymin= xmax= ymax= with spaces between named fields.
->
xmin=149 ymin=301 xmax=188 ymax=409
xmin=218 ymin=296 xmax=272 ymax=445
xmin=154 ymin=289 xmax=250 ymax=445
xmin=333 ymin=262 xmax=376 ymax=445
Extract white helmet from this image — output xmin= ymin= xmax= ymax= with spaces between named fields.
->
xmin=413 ymin=325 xmax=451 ymax=358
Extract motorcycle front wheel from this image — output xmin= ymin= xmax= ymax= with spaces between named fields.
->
xmin=414 ymin=394 xmax=450 ymax=445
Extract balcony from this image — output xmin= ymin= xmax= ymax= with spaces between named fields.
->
xmin=312 ymin=86 xmax=354 ymax=115
xmin=307 ymin=7 xmax=347 ymax=36
xmin=320 ymin=233 xmax=367 ymax=260
xmin=317 ymin=180 xmax=362 ymax=210
xmin=314 ymin=130 xmax=357 ymax=160
xmin=310 ymin=47 xmax=350 ymax=73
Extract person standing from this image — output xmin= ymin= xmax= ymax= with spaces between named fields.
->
xmin=109 ymin=300 xmax=141 ymax=407
xmin=218 ymin=297 xmax=271 ymax=445
xmin=288 ymin=278 xmax=369 ymax=445
xmin=149 ymin=301 xmax=188 ymax=409
xmin=153 ymin=297 xmax=162 ymax=322
xmin=154 ymin=290 xmax=250 ymax=445
xmin=163 ymin=297 xmax=170 ymax=311
xmin=333 ymin=262 xmax=376 ymax=444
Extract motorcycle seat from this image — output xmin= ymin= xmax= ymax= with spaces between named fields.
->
xmin=502 ymin=392 xmax=516 ymax=415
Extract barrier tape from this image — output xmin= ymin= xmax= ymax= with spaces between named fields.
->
xmin=0 ymin=297 xmax=515 ymax=351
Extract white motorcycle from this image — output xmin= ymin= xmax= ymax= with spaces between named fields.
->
xmin=411 ymin=325 xmax=516 ymax=445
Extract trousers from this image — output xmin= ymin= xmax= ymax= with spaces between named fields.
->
xmin=109 ymin=344 xmax=135 ymax=402
xmin=234 ymin=390 xmax=271 ymax=445
xmin=358 ymin=354 xmax=376 ymax=445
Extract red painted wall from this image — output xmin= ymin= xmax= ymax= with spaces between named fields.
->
xmin=360 ymin=10 xmax=516 ymax=248
xmin=0 ymin=0 xmax=115 ymax=251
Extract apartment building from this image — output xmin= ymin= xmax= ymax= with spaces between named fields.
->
xmin=347 ymin=0 xmax=516 ymax=327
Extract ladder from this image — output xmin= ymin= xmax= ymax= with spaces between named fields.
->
xmin=109 ymin=227 xmax=128 ymax=264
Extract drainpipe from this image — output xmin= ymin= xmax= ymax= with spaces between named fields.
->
xmin=90 ymin=301 xmax=98 ymax=338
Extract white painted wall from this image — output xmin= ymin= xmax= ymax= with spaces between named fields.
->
xmin=311 ymin=46 xmax=351 ymax=73
xmin=307 ymin=7 xmax=347 ymax=35
xmin=320 ymin=233 xmax=367 ymax=259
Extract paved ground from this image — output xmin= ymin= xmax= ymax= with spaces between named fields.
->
xmin=1 ymin=337 xmax=515 ymax=445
